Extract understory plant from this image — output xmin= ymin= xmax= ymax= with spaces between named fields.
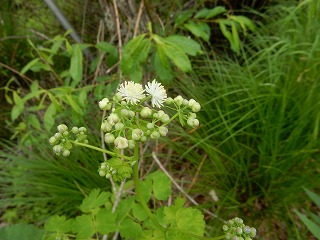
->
xmin=45 ymin=80 xmax=257 ymax=240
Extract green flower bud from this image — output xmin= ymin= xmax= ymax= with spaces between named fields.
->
xmin=57 ymin=124 xmax=68 ymax=133
xmin=174 ymin=95 xmax=184 ymax=106
xmin=71 ymin=127 xmax=79 ymax=134
xmin=128 ymin=110 xmax=135 ymax=118
xmin=128 ymin=140 xmax=135 ymax=149
xmin=236 ymin=227 xmax=243 ymax=235
xmin=140 ymin=107 xmax=152 ymax=118
xmin=54 ymin=132 xmax=62 ymax=139
xmin=99 ymin=170 xmax=106 ymax=177
xmin=223 ymin=225 xmax=229 ymax=231
xmin=113 ymin=93 xmax=122 ymax=102
xmin=62 ymin=150 xmax=70 ymax=157
xmin=120 ymin=109 xmax=129 ymax=117
xmin=160 ymin=114 xmax=170 ymax=123
xmin=53 ymin=145 xmax=63 ymax=155
xmin=101 ymin=120 xmax=113 ymax=132
xmin=99 ymin=98 xmax=110 ymax=110
xmin=165 ymin=97 xmax=174 ymax=105
xmin=115 ymin=122 xmax=124 ymax=130
xmin=107 ymin=113 xmax=119 ymax=125
xmin=150 ymin=131 xmax=160 ymax=139
xmin=147 ymin=123 xmax=154 ymax=129
xmin=140 ymin=136 xmax=147 ymax=142
xmin=132 ymin=129 xmax=144 ymax=140
xmin=114 ymin=136 xmax=128 ymax=149
xmin=63 ymin=131 xmax=69 ymax=137
xmin=105 ymin=133 xmax=115 ymax=143
xmin=191 ymin=102 xmax=201 ymax=112
xmin=182 ymin=99 xmax=189 ymax=106
xmin=250 ymin=228 xmax=256 ymax=237
xmin=49 ymin=137 xmax=56 ymax=145
xmin=79 ymin=127 xmax=87 ymax=133
xmin=158 ymin=126 xmax=168 ymax=136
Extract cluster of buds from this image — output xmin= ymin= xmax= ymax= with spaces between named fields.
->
xmin=97 ymin=157 xmax=133 ymax=182
xmin=223 ymin=217 xmax=257 ymax=240
xmin=99 ymin=80 xmax=201 ymax=151
xmin=49 ymin=124 xmax=88 ymax=157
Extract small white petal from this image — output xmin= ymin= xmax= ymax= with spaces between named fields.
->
xmin=117 ymin=81 xmax=145 ymax=105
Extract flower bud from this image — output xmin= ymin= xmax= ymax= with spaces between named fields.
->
xmin=147 ymin=123 xmax=154 ymax=129
xmin=57 ymin=124 xmax=68 ymax=133
xmin=120 ymin=109 xmax=129 ymax=117
xmin=71 ymin=127 xmax=79 ymax=134
xmin=99 ymin=98 xmax=110 ymax=110
xmin=114 ymin=136 xmax=129 ymax=149
xmin=158 ymin=126 xmax=168 ymax=136
xmin=140 ymin=107 xmax=152 ymax=118
xmin=140 ymin=136 xmax=147 ymax=142
xmin=101 ymin=120 xmax=113 ymax=132
xmin=132 ymin=129 xmax=144 ymax=140
xmin=53 ymin=145 xmax=63 ymax=154
xmin=113 ymin=93 xmax=122 ymax=102
xmin=105 ymin=133 xmax=115 ymax=143
xmin=99 ymin=170 xmax=106 ymax=177
xmin=128 ymin=110 xmax=135 ymax=118
xmin=160 ymin=114 xmax=170 ymax=123
xmin=150 ymin=131 xmax=160 ymax=139
xmin=62 ymin=150 xmax=70 ymax=157
xmin=79 ymin=127 xmax=87 ymax=133
xmin=183 ymin=99 xmax=189 ymax=106
xmin=223 ymin=225 xmax=229 ymax=231
xmin=250 ymin=228 xmax=256 ymax=237
xmin=107 ymin=113 xmax=119 ymax=125
xmin=54 ymin=132 xmax=62 ymax=139
xmin=165 ymin=97 xmax=174 ymax=105
xmin=191 ymin=102 xmax=201 ymax=112
xmin=174 ymin=95 xmax=184 ymax=106
xmin=49 ymin=137 xmax=56 ymax=145
xmin=115 ymin=122 xmax=124 ymax=130
xmin=128 ymin=140 xmax=135 ymax=149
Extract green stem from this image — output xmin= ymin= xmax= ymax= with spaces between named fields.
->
xmin=132 ymin=144 xmax=165 ymax=231
xmin=70 ymin=140 xmax=133 ymax=161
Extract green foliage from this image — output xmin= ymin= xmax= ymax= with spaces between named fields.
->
xmin=294 ymin=189 xmax=320 ymax=239
xmin=0 ymin=223 xmax=44 ymax=240
xmin=43 ymin=173 xmax=208 ymax=240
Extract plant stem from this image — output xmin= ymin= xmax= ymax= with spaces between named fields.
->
xmin=70 ymin=140 xmax=133 ymax=161
xmin=132 ymin=144 xmax=166 ymax=231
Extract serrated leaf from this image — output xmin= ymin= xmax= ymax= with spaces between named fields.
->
xmin=43 ymin=103 xmax=56 ymax=131
xmin=96 ymin=208 xmax=117 ymax=234
xmin=163 ymin=198 xmax=186 ymax=224
xmin=195 ymin=6 xmax=227 ymax=19
xmin=132 ymin=202 xmax=149 ymax=221
xmin=294 ymin=210 xmax=320 ymax=239
xmin=176 ymin=208 xmax=205 ymax=237
xmin=184 ymin=21 xmax=210 ymax=42
xmin=80 ymin=189 xmax=110 ymax=213
xmin=70 ymin=44 xmax=83 ymax=86
xmin=20 ymin=58 xmax=40 ymax=74
xmin=147 ymin=171 xmax=171 ymax=201
xmin=73 ymin=214 xmax=95 ymax=239
xmin=119 ymin=218 xmax=142 ymax=239
xmin=115 ymin=197 xmax=135 ymax=223
xmin=165 ymin=35 xmax=202 ymax=56
xmin=140 ymin=178 xmax=152 ymax=203
xmin=27 ymin=114 xmax=41 ymax=130
xmin=45 ymin=215 xmax=73 ymax=233
xmin=174 ymin=10 xmax=193 ymax=26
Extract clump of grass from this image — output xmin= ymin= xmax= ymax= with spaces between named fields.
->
xmin=169 ymin=0 xmax=320 ymax=238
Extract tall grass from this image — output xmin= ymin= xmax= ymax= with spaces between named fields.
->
xmin=169 ymin=0 xmax=320 ymax=238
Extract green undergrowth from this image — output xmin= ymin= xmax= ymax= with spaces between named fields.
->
xmin=168 ymin=1 xmax=320 ymax=238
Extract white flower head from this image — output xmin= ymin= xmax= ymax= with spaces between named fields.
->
xmin=117 ymin=81 xmax=145 ymax=105
xmin=145 ymin=79 xmax=167 ymax=108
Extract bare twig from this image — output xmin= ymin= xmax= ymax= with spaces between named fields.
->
xmin=133 ymin=0 xmax=144 ymax=37
xmin=152 ymin=151 xmax=224 ymax=222
xmin=112 ymin=0 xmax=123 ymax=81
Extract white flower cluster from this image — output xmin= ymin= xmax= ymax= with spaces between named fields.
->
xmin=49 ymin=124 xmax=88 ymax=157
xmin=99 ymin=79 xmax=201 ymax=150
